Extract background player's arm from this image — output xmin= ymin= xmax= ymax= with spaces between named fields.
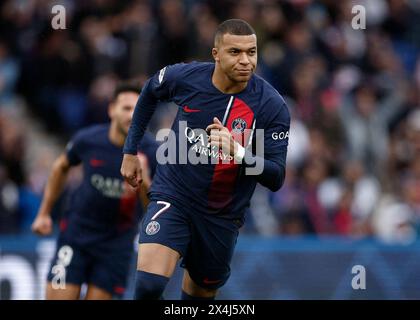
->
xmin=31 ymin=154 xmax=71 ymax=235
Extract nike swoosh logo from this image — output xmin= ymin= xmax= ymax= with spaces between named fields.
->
xmin=183 ymin=105 xmax=201 ymax=113
xmin=203 ymin=278 xmax=221 ymax=284
xmin=90 ymin=159 xmax=105 ymax=167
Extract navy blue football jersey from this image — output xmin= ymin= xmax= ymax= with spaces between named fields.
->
xmin=124 ymin=62 xmax=290 ymax=219
xmin=61 ymin=124 xmax=158 ymax=246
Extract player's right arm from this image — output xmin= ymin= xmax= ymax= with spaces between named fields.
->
xmin=32 ymin=130 xmax=84 ymax=236
xmin=121 ymin=64 xmax=183 ymax=187
xmin=31 ymin=154 xmax=71 ymax=236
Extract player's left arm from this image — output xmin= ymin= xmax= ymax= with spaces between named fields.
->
xmin=207 ymin=99 xmax=290 ymax=192
xmin=245 ymin=103 xmax=290 ymax=192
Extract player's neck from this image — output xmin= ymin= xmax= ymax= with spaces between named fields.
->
xmin=212 ymin=66 xmax=248 ymax=94
xmin=108 ymin=123 xmax=126 ymax=147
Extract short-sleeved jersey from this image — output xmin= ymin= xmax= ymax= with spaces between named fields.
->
xmin=124 ymin=62 xmax=290 ymax=220
xmin=61 ymin=124 xmax=158 ymax=246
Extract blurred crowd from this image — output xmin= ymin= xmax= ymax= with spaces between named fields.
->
xmin=0 ymin=0 xmax=419 ymax=243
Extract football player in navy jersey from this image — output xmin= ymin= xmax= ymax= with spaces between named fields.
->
xmin=31 ymin=82 xmax=158 ymax=300
xmin=121 ymin=19 xmax=290 ymax=300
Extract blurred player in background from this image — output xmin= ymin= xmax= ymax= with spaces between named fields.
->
xmin=31 ymin=82 xmax=158 ymax=300
xmin=121 ymin=19 xmax=290 ymax=300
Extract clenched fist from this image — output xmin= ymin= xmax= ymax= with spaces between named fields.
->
xmin=121 ymin=153 xmax=143 ymax=188
xmin=206 ymin=117 xmax=238 ymax=156
xmin=31 ymin=215 xmax=53 ymax=236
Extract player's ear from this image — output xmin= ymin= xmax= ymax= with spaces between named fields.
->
xmin=212 ymin=47 xmax=219 ymax=62
xmin=108 ymin=102 xmax=116 ymax=119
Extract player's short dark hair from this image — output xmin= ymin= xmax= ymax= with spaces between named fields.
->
xmin=112 ymin=81 xmax=141 ymax=101
xmin=214 ymin=19 xmax=256 ymax=46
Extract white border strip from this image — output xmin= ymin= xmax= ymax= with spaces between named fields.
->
xmin=222 ymin=96 xmax=234 ymax=126
xmin=247 ymin=119 xmax=256 ymax=147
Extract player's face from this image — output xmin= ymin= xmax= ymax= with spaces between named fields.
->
xmin=109 ymin=92 xmax=138 ymax=136
xmin=213 ymin=34 xmax=257 ymax=83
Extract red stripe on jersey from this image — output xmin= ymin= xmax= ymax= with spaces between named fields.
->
xmin=59 ymin=218 xmax=68 ymax=232
xmin=207 ymin=97 xmax=254 ymax=212
xmin=113 ymin=286 xmax=125 ymax=295
xmin=117 ymin=182 xmax=137 ymax=231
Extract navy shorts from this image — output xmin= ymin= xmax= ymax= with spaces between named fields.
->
xmin=139 ymin=199 xmax=242 ymax=289
xmin=47 ymin=234 xmax=133 ymax=297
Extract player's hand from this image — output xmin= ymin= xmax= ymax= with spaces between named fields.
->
xmin=206 ymin=117 xmax=238 ymax=156
xmin=121 ymin=153 xmax=143 ymax=188
xmin=31 ymin=214 xmax=53 ymax=236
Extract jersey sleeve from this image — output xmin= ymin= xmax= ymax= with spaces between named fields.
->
xmin=261 ymin=98 xmax=290 ymax=168
xmin=65 ymin=131 xmax=86 ymax=166
xmin=243 ymin=96 xmax=290 ymax=191
xmin=123 ymin=63 xmax=186 ymax=155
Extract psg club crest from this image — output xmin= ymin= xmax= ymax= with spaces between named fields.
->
xmin=146 ymin=221 xmax=160 ymax=235
xmin=231 ymin=118 xmax=247 ymax=133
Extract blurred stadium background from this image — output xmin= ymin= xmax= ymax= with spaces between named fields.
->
xmin=0 ymin=0 xmax=420 ymax=300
